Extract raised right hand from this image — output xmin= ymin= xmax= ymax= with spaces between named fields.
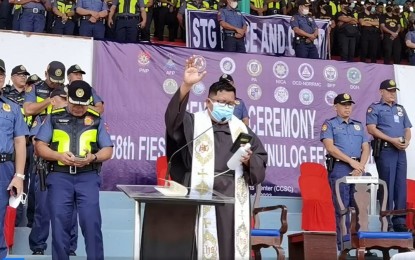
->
xmin=182 ymin=56 xmax=207 ymax=88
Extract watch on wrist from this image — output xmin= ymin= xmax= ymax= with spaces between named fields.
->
xmin=15 ymin=173 xmax=25 ymax=180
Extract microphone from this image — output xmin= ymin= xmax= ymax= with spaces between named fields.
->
xmin=164 ymin=117 xmax=226 ymax=185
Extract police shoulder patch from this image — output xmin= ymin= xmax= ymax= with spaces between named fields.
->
xmin=321 ymin=124 xmax=328 ymax=131
xmin=367 ymin=107 xmax=373 ymax=113
xmin=25 ymin=86 xmax=32 ymax=93
xmin=32 ymin=120 xmax=38 ymax=128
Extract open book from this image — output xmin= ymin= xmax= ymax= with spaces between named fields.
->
xmin=155 ymin=180 xmax=188 ymax=197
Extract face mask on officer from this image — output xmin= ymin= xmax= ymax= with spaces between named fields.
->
xmin=229 ymin=0 xmax=238 ymax=9
xmin=350 ymin=2 xmax=355 ymax=9
xmin=371 ymin=6 xmax=376 ymax=12
xmin=366 ymin=5 xmax=372 ymax=11
xmin=410 ymin=6 xmax=414 ymax=12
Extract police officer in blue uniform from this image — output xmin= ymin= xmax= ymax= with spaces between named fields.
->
xmin=108 ymin=0 xmax=147 ymax=43
xmin=35 ymin=80 xmax=113 ymax=260
xmin=10 ymin=0 xmax=51 ymax=32
xmin=218 ymin=0 xmax=247 ymax=52
xmin=218 ymin=73 xmax=249 ymax=125
xmin=366 ymin=79 xmax=412 ymax=232
xmin=76 ymin=0 xmax=109 ymax=39
xmin=67 ymin=64 xmax=105 ymax=114
xmin=290 ymin=0 xmax=319 ymax=59
xmin=29 ymin=86 xmax=79 ymax=256
xmin=2 ymin=65 xmax=33 ymax=227
xmin=321 ymin=93 xmax=370 ymax=248
xmin=0 ymin=58 xmax=30 ymax=259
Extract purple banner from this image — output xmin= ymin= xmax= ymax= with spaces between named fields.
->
xmin=93 ymin=41 xmax=394 ymax=196
xmin=186 ymin=10 xmax=329 ymax=58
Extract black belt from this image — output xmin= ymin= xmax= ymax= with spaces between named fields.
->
xmin=335 ymin=157 xmax=360 ymax=162
xmin=55 ymin=16 xmax=73 ymax=20
xmin=224 ymin=32 xmax=235 ymax=37
xmin=49 ymin=163 xmax=100 ymax=174
xmin=381 ymin=141 xmax=393 ymax=148
xmin=116 ymin=15 xmax=139 ymax=20
xmin=0 ymin=153 xmax=13 ymax=163
xmin=23 ymin=8 xmax=46 ymax=15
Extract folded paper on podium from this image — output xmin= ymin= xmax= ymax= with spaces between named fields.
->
xmin=155 ymin=179 xmax=188 ymax=197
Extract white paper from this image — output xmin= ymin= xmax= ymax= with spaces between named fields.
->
xmin=155 ymin=180 xmax=188 ymax=197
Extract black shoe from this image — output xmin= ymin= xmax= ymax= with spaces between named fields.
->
xmin=69 ymin=251 xmax=76 ymax=256
xmin=26 ymin=222 xmax=33 ymax=228
xmin=32 ymin=250 xmax=44 ymax=255
xmin=393 ymin=224 xmax=409 ymax=232
xmin=365 ymin=251 xmax=378 ymax=257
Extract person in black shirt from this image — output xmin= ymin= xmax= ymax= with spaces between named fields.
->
xmin=380 ymin=3 xmax=401 ymax=64
xmin=358 ymin=0 xmax=379 ymax=63
xmin=336 ymin=0 xmax=360 ymax=61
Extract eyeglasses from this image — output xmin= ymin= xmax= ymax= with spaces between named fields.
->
xmin=209 ymin=98 xmax=236 ymax=108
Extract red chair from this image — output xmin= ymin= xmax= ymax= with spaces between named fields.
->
xmin=156 ymin=156 xmax=169 ymax=186
xmin=406 ymin=179 xmax=415 ymax=229
xmin=299 ymin=162 xmax=336 ymax=231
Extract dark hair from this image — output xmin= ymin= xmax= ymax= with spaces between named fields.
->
xmin=208 ymin=81 xmax=236 ymax=97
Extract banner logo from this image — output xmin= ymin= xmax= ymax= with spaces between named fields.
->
xmin=273 ymin=61 xmax=289 ymax=79
xmin=192 ymin=82 xmax=206 ymax=96
xmin=193 ymin=55 xmax=207 ymax=72
xmin=247 ymin=84 xmax=262 ymax=100
xmin=299 ymin=88 xmax=314 ymax=105
xmin=220 ymin=57 xmax=236 ymax=75
xmin=163 ymin=78 xmax=178 ymax=94
xmin=247 ymin=59 xmax=262 ymax=77
xmin=298 ymin=63 xmax=314 ymax=81
xmin=325 ymin=91 xmax=337 ymax=106
xmin=137 ymin=51 xmax=151 ymax=66
xmin=347 ymin=67 xmax=362 ymax=84
xmin=323 ymin=65 xmax=338 ymax=82
xmin=274 ymin=87 xmax=289 ymax=103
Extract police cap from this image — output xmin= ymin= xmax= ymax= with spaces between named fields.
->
xmin=26 ymin=74 xmax=42 ymax=85
xmin=67 ymin=64 xmax=86 ymax=75
xmin=334 ymin=93 xmax=355 ymax=105
xmin=67 ymin=80 xmax=92 ymax=106
xmin=219 ymin=73 xmax=234 ymax=83
xmin=380 ymin=79 xmax=400 ymax=90
xmin=47 ymin=61 xmax=66 ymax=84
xmin=297 ymin=0 xmax=311 ymax=6
xmin=11 ymin=65 xmax=30 ymax=76
xmin=50 ymin=85 xmax=67 ymax=98
xmin=0 ymin=59 xmax=5 ymax=73
xmin=377 ymin=1 xmax=384 ymax=6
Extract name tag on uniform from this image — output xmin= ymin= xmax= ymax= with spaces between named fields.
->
xmin=394 ymin=115 xmax=399 ymax=123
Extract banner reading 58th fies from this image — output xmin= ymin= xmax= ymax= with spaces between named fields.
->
xmin=186 ymin=10 xmax=329 ymax=59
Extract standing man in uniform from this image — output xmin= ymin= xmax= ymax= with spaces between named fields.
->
xmin=2 ymin=65 xmax=33 ymax=227
xmin=0 ymin=58 xmax=29 ymax=259
xmin=366 ymin=79 xmax=411 ymax=232
xmin=165 ymin=56 xmax=267 ymax=259
xmin=358 ymin=0 xmax=380 ymax=63
xmin=380 ymin=3 xmax=401 ymax=64
xmin=35 ymin=80 xmax=113 ymax=260
xmin=76 ymin=0 xmax=108 ymax=39
xmin=336 ymin=0 xmax=359 ymax=61
xmin=107 ymin=0 xmax=146 ymax=43
xmin=321 ymin=93 xmax=370 ymax=249
xmin=51 ymin=0 xmax=76 ymax=35
xmin=218 ymin=73 xmax=249 ymax=126
xmin=290 ymin=0 xmax=319 ymax=59
xmin=218 ymin=0 xmax=247 ymax=52
xmin=67 ymin=64 xmax=104 ymax=114
xmin=10 ymin=0 xmax=51 ymax=32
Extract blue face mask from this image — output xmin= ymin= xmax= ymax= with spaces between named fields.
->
xmin=209 ymin=100 xmax=234 ymax=123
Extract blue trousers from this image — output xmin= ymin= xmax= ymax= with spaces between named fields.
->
xmin=79 ymin=20 xmax=105 ymax=39
xmin=329 ymin=162 xmax=355 ymax=249
xmin=114 ymin=18 xmax=139 ymax=43
xmin=375 ymin=147 xmax=407 ymax=226
xmin=19 ymin=12 xmax=45 ymax=33
xmin=51 ymin=19 xmax=75 ymax=35
xmin=0 ymin=162 xmax=15 ymax=259
xmin=295 ymin=42 xmax=319 ymax=59
xmin=29 ymin=174 xmax=78 ymax=252
xmin=47 ymin=171 xmax=103 ymax=260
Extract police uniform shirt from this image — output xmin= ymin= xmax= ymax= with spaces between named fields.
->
xmin=266 ymin=0 xmax=286 ymax=12
xmin=218 ymin=6 xmax=245 ymax=31
xmin=35 ymin=107 xmax=113 ymax=149
xmin=77 ymin=0 xmax=108 ymax=12
xmin=379 ymin=13 xmax=400 ymax=34
xmin=366 ymin=100 xmax=412 ymax=138
xmin=29 ymin=116 xmax=42 ymax=139
xmin=24 ymin=81 xmax=54 ymax=116
xmin=53 ymin=0 xmax=75 ymax=14
xmin=0 ymin=96 xmax=30 ymax=154
xmin=358 ymin=12 xmax=378 ymax=30
xmin=91 ymin=88 xmax=104 ymax=105
xmin=290 ymin=13 xmax=318 ymax=34
xmin=320 ymin=116 xmax=369 ymax=158
xmin=112 ymin=0 xmax=145 ymax=15
xmin=405 ymin=30 xmax=415 ymax=45
xmin=23 ymin=0 xmax=49 ymax=10
xmin=3 ymin=85 xmax=25 ymax=106
xmin=233 ymin=98 xmax=248 ymax=120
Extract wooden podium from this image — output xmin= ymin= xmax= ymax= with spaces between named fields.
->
xmin=117 ymin=185 xmax=234 ymax=260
